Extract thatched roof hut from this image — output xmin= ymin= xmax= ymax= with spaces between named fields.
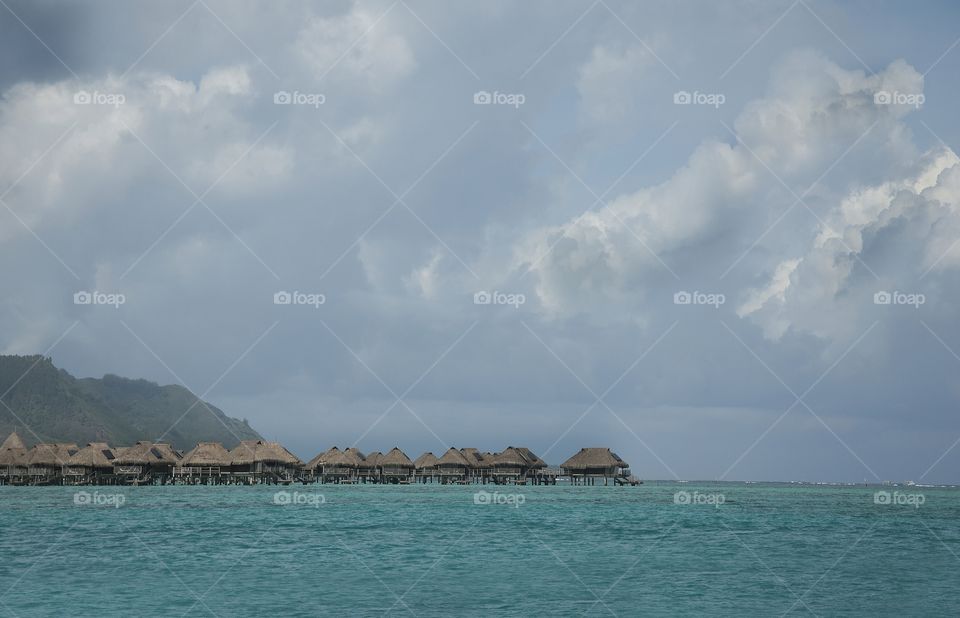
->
xmin=26 ymin=443 xmax=78 ymax=467
xmin=229 ymin=440 xmax=301 ymax=466
xmin=1 ymin=431 xmax=26 ymax=450
xmin=413 ymin=452 xmax=438 ymax=469
xmin=561 ymin=448 xmax=628 ymax=473
xmin=180 ymin=442 xmax=231 ymax=467
xmin=67 ymin=443 xmax=118 ymax=470
xmin=381 ymin=447 xmax=414 ymax=469
xmin=114 ymin=441 xmax=181 ymax=466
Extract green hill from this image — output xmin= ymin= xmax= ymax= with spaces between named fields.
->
xmin=0 ymin=355 xmax=262 ymax=450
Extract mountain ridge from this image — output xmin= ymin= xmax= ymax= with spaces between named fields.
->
xmin=0 ymin=355 xmax=262 ymax=450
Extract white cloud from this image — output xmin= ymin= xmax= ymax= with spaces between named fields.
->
xmin=519 ymin=52 xmax=943 ymax=327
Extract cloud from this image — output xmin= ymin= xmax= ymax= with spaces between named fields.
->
xmin=519 ymin=52 xmax=944 ymax=328
xmin=295 ymin=1 xmax=416 ymax=90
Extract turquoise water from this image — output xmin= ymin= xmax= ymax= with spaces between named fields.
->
xmin=0 ymin=482 xmax=958 ymax=616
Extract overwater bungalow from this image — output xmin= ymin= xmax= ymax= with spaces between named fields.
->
xmin=461 ymin=448 xmax=493 ymax=482
xmin=228 ymin=440 xmax=302 ymax=484
xmin=114 ymin=441 xmax=182 ymax=484
xmin=26 ymin=443 xmax=78 ymax=485
xmin=0 ymin=432 xmax=28 ymax=485
xmin=380 ymin=447 xmax=414 ymax=483
xmin=328 ymin=447 xmax=365 ymax=483
xmin=413 ymin=452 xmax=438 ymax=483
xmin=65 ymin=443 xmax=119 ymax=485
xmin=360 ymin=451 xmax=382 ymax=483
xmin=489 ymin=447 xmax=530 ymax=483
xmin=436 ymin=448 xmax=473 ymax=484
xmin=303 ymin=447 xmax=331 ymax=481
xmin=176 ymin=442 xmax=231 ymax=483
xmin=308 ymin=447 xmax=362 ymax=483
xmin=561 ymin=448 xmax=630 ymax=485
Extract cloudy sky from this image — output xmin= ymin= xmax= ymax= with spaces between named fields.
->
xmin=2 ymin=0 xmax=960 ymax=482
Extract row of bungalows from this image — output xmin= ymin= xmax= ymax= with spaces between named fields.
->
xmin=300 ymin=446 xmax=551 ymax=485
xmin=174 ymin=440 xmax=302 ymax=484
xmin=410 ymin=447 xmax=552 ymax=484
xmin=0 ymin=431 xmax=634 ymax=486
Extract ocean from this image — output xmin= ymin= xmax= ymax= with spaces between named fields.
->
xmin=0 ymin=482 xmax=957 ymax=616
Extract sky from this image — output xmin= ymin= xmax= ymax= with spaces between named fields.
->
xmin=2 ymin=0 xmax=960 ymax=483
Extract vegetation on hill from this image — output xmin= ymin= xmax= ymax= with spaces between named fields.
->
xmin=0 ymin=355 xmax=261 ymax=450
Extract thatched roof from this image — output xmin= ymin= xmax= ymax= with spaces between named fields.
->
xmin=0 ymin=447 xmax=27 ymax=466
xmin=437 ymin=447 xmax=472 ymax=467
xmin=460 ymin=448 xmax=491 ymax=468
xmin=229 ymin=440 xmax=301 ymax=465
xmin=516 ymin=447 xmax=547 ymax=468
xmin=361 ymin=452 xmax=383 ymax=468
xmin=114 ymin=441 xmax=181 ymax=465
xmin=413 ymin=452 xmax=438 ymax=469
xmin=180 ymin=442 xmax=231 ymax=466
xmin=26 ymin=443 xmax=78 ymax=466
xmin=67 ymin=443 xmax=118 ymax=468
xmin=326 ymin=447 xmax=364 ymax=468
xmin=304 ymin=446 xmax=340 ymax=470
xmin=561 ymin=448 xmax=627 ymax=471
xmin=1 ymin=432 xmax=26 ymax=450
xmin=381 ymin=447 xmax=413 ymax=468
xmin=491 ymin=447 xmax=529 ymax=467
